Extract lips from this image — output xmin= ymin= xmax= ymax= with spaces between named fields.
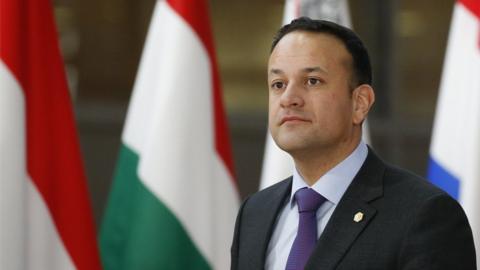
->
xmin=280 ymin=115 xmax=309 ymax=125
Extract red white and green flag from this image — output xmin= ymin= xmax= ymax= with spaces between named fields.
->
xmin=99 ymin=0 xmax=239 ymax=269
xmin=0 ymin=0 xmax=102 ymax=269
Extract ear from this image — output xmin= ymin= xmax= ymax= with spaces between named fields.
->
xmin=352 ymin=84 xmax=375 ymax=125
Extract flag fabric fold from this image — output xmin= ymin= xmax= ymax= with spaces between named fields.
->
xmin=427 ymin=0 xmax=480 ymax=264
xmin=99 ymin=0 xmax=239 ymax=269
xmin=0 ymin=0 xmax=102 ymax=269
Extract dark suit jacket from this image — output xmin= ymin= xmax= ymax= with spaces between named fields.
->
xmin=231 ymin=149 xmax=476 ymax=270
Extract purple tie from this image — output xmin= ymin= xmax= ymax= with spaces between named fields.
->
xmin=285 ymin=187 xmax=326 ymax=270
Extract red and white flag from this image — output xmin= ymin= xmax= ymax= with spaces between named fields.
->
xmin=0 ymin=0 xmax=102 ymax=269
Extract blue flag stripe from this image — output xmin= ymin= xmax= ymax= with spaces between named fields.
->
xmin=427 ymin=157 xmax=460 ymax=199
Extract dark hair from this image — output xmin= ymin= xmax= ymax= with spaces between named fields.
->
xmin=271 ymin=17 xmax=372 ymax=87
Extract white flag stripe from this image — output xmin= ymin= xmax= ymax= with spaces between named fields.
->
xmin=25 ymin=177 xmax=76 ymax=270
xmin=0 ymin=61 xmax=75 ymax=270
xmin=122 ymin=2 xmax=238 ymax=269
xmin=122 ymin=2 xmax=167 ymax=152
xmin=282 ymin=0 xmax=298 ymax=25
xmin=0 ymin=60 xmax=26 ymax=270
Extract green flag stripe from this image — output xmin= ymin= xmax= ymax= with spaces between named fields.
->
xmin=99 ymin=145 xmax=211 ymax=270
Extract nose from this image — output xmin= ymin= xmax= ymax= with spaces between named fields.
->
xmin=280 ymin=83 xmax=304 ymax=108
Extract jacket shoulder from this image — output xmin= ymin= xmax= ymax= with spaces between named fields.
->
xmin=382 ymin=163 xmax=451 ymax=202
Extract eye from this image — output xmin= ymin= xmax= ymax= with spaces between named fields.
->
xmin=307 ymin=77 xmax=322 ymax=86
xmin=270 ymin=81 xmax=286 ymax=90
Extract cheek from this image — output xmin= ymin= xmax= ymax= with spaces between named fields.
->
xmin=311 ymin=93 xmax=336 ymax=113
xmin=268 ymin=98 xmax=279 ymax=127
xmin=268 ymin=110 xmax=275 ymax=128
xmin=311 ymin=93 xmax=352 ymax=123
xmin=268 ymin=94 xmax=281 ymax=112
xmin=328 ymin=90 xmax=353 ymax=110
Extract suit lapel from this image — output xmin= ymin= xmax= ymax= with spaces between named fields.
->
xmin=305 ymin=149 xmax=386 ymax=270
xmin=244 ymin=178 xmax=292 ymax=269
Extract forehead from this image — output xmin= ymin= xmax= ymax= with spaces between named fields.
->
xmin=268 ymin=31 xmax=352 ymax=72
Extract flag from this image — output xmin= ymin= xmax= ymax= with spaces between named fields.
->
xmin=0 ymin=0 xmax=102 ymax=269
xmin=427 ymin=0 xmax=480 ymax=264
xmin=99 ymin=0 xmax=239 ymax=269
xmin=260 ymin=0 xmax=370 ymax=189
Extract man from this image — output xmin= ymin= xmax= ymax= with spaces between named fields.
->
xmin=231 ymin=17 xmax=476 ymax=270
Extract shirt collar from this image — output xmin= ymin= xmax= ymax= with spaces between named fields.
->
xmin=290 ymin=141 xmax=368 ymax=206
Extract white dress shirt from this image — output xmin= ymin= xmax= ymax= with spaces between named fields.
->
xmin=265 ymin=141 xmax=368 ymax=270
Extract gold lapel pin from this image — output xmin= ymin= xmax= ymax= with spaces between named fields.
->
xmin=354 ymin=212 xmax=364 ymax=223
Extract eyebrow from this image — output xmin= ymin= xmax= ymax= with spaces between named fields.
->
xmin=303 ymin=66 xmax=328 ymax=74
xmin=269 ymin=68 xmax=284 ymax=75
xmin=269 ymin=66 xmax=328 ymax=75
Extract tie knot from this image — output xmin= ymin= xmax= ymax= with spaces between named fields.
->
xmin=294 ymin=188 xmax=326 ymax=213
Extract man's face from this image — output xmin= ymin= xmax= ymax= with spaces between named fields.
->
xmin=268 ymin=31 xmax=357 ymax=156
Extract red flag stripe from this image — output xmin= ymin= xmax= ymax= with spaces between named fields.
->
xmin=166 ymin=0 xmax=237 ymax=184
xmin=461 ymin=0 xmax=480 ymax=18
xmin=0 ymin=0 xmax=102 ymax=269
xmin=0 ymin=0 xmax=24 ymax=83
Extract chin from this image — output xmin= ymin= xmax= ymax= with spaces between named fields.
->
xmin=272 ymin=129 xmax=316 ymax=151
xmin=274 ymin=138 xmax=307 ymax=153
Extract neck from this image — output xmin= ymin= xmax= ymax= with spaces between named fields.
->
xmin=292 ymin=137 xmax=361 ymax=186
